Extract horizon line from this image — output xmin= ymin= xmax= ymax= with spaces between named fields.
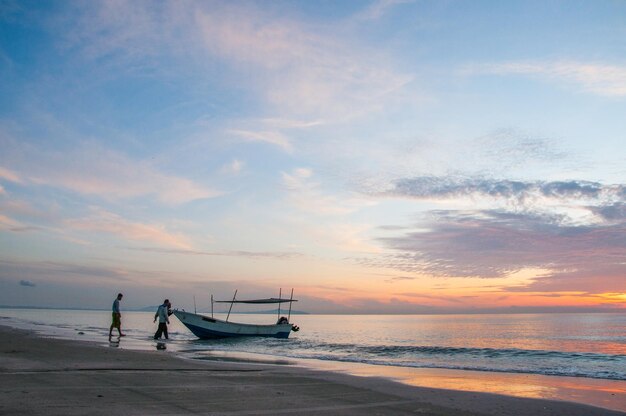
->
xmin=0 ymin=305 xmax=623 ymax=315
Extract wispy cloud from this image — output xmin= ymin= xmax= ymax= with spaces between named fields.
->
xmin=194 ymin=4 xmax=412 ymax=120
xmin=58 ymin=0 xmax=170 ymax=70
xmin=259 ymin=118 xmax=324 ymax=129
xmin=384 ymin=176 xmax=624 ymax=212
xmin=220 ymin=159 xmax=245 ymax=175
xmin=131 ymin=247 xmax=304 ymax=260
xmin=64 ymin=1 xmax=413 ymax=120
xmin=0 ymin=166 xmax=21 ymax=183
xmin=50 ymin=1 xmax=414 ymax=156
xmin=355 ymin=0 xmax=415 ymax=21
xmin=277 ymin=168 xmax=381 ymax=253
xmin=0 ymin=259 xmax=133 ymax=284
xmin=386 ymin=275 xmax=416 ymax=282
xmin=228 ymin=129 xmax=293 ymax=152
xmin=282 ymin=168 xmax=372 ymax=215
xmin=1 ymin=137 xmax=220 ymax=204
xmin=66 ymin=208 xmax=193 ymax=249
xmin=466 ymin=61 xmax=626 ymax=97
xmin=0 ymin=213 xmax=25 ymax=231
xmin=223 ymin=118 xmax=324 ymax=152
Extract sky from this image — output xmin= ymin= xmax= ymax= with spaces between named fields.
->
xmin=0 ymin=0 xmax=624 ymax=313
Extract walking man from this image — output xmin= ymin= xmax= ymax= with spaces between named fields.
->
xmin=109 ymin=293 xmax=126 ymax=338
xmin=154 ymin=299 xmax=172 ymax=340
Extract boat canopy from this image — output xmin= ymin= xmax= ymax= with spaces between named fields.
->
xmin=214 ymin=298 xmax=298 ymax=304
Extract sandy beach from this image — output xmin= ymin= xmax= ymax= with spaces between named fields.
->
xmin=0 ymin=325 xmax=623 ymax=416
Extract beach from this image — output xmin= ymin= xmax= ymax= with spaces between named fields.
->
xmin=3 ymin=1 xmax=625 ymax=413
xmin=1 ymin=325 xmax=623 ymax=416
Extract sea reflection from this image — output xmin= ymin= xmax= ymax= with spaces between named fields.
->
xmin=292 ymin=357 xmax=626 ymax=412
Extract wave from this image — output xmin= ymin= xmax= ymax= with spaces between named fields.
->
xmin=288 ymin=353 xmax=626 ymax=380
xmin=297 ymin=341 xmax=626 ymax=361
xmin=204 ymin=339 xmax=626 ymax=381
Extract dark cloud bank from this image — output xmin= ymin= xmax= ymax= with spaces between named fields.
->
xmin=365 ymin=177 xmax=626 ymax=293
xmin=387 ymin=176 xmax=624 ymax=202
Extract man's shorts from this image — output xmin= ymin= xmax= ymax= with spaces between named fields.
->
xmin=111 ymin=312 xmax=121 ymax=327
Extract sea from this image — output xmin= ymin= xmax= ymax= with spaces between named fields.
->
xmin=2 ymin=309 xmax=624 ymax=380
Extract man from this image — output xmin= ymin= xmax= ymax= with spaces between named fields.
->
xmin=153 ymin=299 xmax=172 ymax=340
xmin=109 ymin=293 xmax=126 ymax=338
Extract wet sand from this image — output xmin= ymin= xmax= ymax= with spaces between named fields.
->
xmin=0 ymin=325 xmax=623 ymax=416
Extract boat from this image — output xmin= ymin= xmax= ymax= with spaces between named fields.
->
xmin=173 ymin=289 xmax=300 ymax=339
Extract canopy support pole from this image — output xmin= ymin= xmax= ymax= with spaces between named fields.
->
xmin=226 ymin=290 xmax=237 ymax=322
xmin=277 ymin=288 xmax=282 ymax=320
xmin=288 ymin=288 xmax=294 ymax=321
xmin=211 ymin=294 xmax=214 ymax=318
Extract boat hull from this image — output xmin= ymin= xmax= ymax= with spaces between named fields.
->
xmin=173 ymin=310 xmax=293 ymax=339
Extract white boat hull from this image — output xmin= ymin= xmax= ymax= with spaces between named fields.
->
xmin=173 ymin=310 xmax=293 ymax=339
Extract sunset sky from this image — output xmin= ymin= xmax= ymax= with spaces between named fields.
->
xmin=1 ymin=0 xmax=624 ymax=313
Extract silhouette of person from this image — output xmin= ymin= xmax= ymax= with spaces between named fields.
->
xmin=154 ymin=299 xmax=172 ymax=340
xmin=109 ymin=293 xmax=126 ymax=338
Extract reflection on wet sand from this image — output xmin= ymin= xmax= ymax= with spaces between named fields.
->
xmin=186 ymin=349 xmax=626 ymax=412
xmin=331 ymin=363 xmax=626 ymax=412
xmin=109 ymin=336 xmax=120 ymax=348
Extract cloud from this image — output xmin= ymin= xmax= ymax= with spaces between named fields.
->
xmin=0 ymin=213 xmax=24 ymax=231
xmin=0 ymin=259 xmax=133 ymax=285
xmin=393 ymin=292 xmax=468 ymax=304
xmin=66 ymin=208 xmax=193 ymax=249
xmin=592 ymin=203 xmax=626 ymax=221
xmin=281 ymin=168 xmax=372 ymax=216
xmin=194 ymin=4 xmax=412 ymax=120
xmin=227 ymin=129 xmax=292 ymax=152
xmin=509 ymin=264 xmax=626 ymax=294
xmin=355 ymin=0 xmax=415 ymax=21
xmin=46 ymin=1 xmax=414 ymax=158
xmin=0 ymin=166 xmax=21 ymax=183
xmin=131 ymin=247 xmax=304 ymax=260
xmin=386 ymin=276 xmax=416 ymax=282
xmin=0 ymin=137 xmax=220 ymax=204
xmin=220 ymin=159 xmax=244 ymax=175
xmin=473 ymin=129 xmax=570 ymax=171
xmin=19 ymin=280 xmax=36 ymax=287
xmin=384 ymin=176 xmax=623 ymax=208
xmin=57 ymin=0 xmax=171 ymax=69
xmin=63 ymin=1 xmax=413 ymax=121
xmin=466 ymin=61 xmax=626 ymax=97
xmin=259 ymin=118 xmax=324 ymax=129
xmin=361 ymin=174 xmax=625 ymax=290
xmin=277 ymin=168 xmax=383 ymax=253
xmin=364 ymin=209 xmax=625 ymax=292
xmin=223 ymin=118 xmax=324 ymax=152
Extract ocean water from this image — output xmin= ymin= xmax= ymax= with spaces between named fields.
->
xmin=1 ymin=309 xmax=625 ymax=381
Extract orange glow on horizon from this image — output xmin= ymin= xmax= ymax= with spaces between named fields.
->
xmin=296 ymin=271 xmax=625 ymax=312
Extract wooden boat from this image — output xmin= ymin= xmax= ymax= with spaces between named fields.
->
xmin=173 ymin=289 xmax=300 ymax=339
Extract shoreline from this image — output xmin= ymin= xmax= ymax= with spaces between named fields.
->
xmin=1 ymin=324 xmax=624 ymax=416
xmin=194 ymin=349 xmax=626 ymax=412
